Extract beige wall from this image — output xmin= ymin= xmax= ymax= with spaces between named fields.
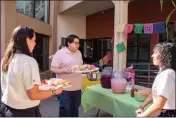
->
xmin=57 ymin=14 xmax=86 ymax=49
xmin=1 ymin=1 xmax=58 ymax=79
xmin=17 ymin=13 xmax=52 ymax=36
xmin=58 ymin=1 xmax=82 ymax=13
xmin=1 ymin=1 xmax=5 ymax=59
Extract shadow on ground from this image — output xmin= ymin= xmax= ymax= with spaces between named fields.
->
xmin=40 ymin=96 xmax=112 ymax=117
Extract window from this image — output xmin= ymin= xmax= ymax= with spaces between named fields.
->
xmin=127 ymin=34 xmax=152 ymax=88
xmin=16 ymin=0 xmax=50 ymax=23
xmin=33 ymin=33 xmax=49 ymax=72
xmin=127 ymin=34 xmax=150 ymax=63
xmin=79 ymin=38 xmax=112 ymax=64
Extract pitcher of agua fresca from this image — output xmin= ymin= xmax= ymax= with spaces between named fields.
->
xmin=111 ymin=70 xmax=127 ymax=94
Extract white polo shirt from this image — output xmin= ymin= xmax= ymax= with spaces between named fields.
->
xmin=51 ymin=47 xmax=83 ymax=91
xmin=1 ymin=53 xmax=41 ymax=109
xmin=152 ymin=68 xmax=176 ymax=109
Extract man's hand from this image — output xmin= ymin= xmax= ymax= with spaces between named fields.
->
xmin=61 ymin=69 xmax=72 ymax=74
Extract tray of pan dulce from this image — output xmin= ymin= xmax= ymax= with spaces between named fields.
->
xmin=71 ymin=64 xmax=99 ymax=73
xmin=39 ymin=78 xmax=71 ymax=90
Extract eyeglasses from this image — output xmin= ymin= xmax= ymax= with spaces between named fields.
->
xmin=73 ymin=42 xmax=80 ymax=45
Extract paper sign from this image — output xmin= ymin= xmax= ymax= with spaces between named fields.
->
xmin=107 ymin=52 xmax=112 ymax=61
xmin=153 ymin=22 xmax=165 ymax=33
xmin=116 ymin=24 xmax=125 ymax=32
xmin=116 ymin=42 xmax=126 ymax=53
xmin=99 ymin=59 xmax=103 ymax=68
xmin=134 ymin=24 xmax=143 ymax=34
xmin=123 ymin=24 xmax=133 ymax=40
xmin=103 ymin=55 xmax=109 ymax=65
xmin=144 ymin=23 xmax=153 ymax=34
xmin=95 ymin=62 xmax=99 ymax=67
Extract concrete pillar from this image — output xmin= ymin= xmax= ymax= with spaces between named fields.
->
xmin=113 ymin=1 xmax=129 ymax=71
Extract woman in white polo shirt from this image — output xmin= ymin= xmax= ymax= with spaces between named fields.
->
xmin=136 ymin=42 xmax=176 ymax=117
xmin=1 ymin=25 xmax=63 ymax=117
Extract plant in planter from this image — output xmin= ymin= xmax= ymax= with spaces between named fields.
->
xmin=160 ymin=0 xmax=176 ymax=43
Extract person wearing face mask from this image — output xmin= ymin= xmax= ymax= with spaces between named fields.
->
xmin=1 ymin=25 xmax=63 ymax=117
xmin=50 ymin=34 xmax=83 ymax=117
xmin=135 ymin=42 xmax=176 ymax=117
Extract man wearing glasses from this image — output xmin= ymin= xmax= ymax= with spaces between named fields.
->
xmin=50 ymin=34 xmax=83 ymax=117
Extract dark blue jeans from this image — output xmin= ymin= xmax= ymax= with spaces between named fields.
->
xmin=58 ymin=90 xmax=81 ymax=117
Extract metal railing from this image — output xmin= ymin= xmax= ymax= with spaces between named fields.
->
xmin=16 ymin=1 xmax=33 ymax=17
xmin=16 ymin=1 xmax=45 ymax=20
xmin=35 ymin=2 xmax=45 ymax=20
xmin=127 ymin=63 xmax=159 ymax=88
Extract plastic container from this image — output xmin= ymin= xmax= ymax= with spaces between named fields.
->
xmin=134 ymin=92 xmax=147 ymax=102
xmin=111 ymin=70 xmax=127 ymax=94
xmin=100 ymin=72 xmax=112 ymax=89
xmin=86 ymin=71 xmax=100 ymax=81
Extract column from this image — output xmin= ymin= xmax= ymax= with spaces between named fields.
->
xmin=113 ymin=1 xmax=129 ymax=71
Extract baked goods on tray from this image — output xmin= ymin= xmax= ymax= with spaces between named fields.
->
xmin=71 ymin=64 xmax=99 ymax=73
xmin=39 ymin=78 xmax=71 ymax=90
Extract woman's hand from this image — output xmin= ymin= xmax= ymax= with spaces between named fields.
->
xmin=54 ymin=87 xmax=64 ymax=95
xmin=137 ymin=113 xmax=144 ymax=117
xmin=136 ymin=107 xmax=144 ymax=116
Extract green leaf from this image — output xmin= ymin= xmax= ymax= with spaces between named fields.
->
xmin=165 ymin=8 xmax=176 ymax=40
xmin=160 ymin=0 xmax=163 ymax=11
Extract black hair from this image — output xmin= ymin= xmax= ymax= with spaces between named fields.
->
xmin=2 ymin=25 xmax=35 ymax=72
xmin=65 ymin=34 xmax=79 ymax=47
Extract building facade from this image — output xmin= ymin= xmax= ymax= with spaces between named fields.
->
xmin=57 ymin=0 xmax=176 ymax=87
xmin=1 ymin=1 xmax=58 ymax=79
xmin=1 ymin=0 xmax=175 ymax=85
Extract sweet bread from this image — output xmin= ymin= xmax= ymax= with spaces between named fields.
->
xmin=71 ymin=64 xmax=96 ymax=72
xmin=134 ymin=90 xmax=150 ymax=96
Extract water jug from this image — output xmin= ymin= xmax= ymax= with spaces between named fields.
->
xmin=111 ymin=70 xmax=127 ymax=94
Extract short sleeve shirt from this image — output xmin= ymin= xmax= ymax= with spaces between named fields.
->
xmin=152 ymin=68 xmax=175 ymax=109
xmin=1 ymin=53 xmax=41 ymax=109
xmin=51 ymin=47 xmax=83 ymax=91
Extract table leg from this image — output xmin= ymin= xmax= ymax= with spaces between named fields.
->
xmin=96 ymin=109 xmax=100 ymax=117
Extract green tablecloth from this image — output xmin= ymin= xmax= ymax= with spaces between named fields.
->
xmin=81 ymin=84 xmax=151 ymax=117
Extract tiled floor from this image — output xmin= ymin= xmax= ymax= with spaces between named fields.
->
xmin=40 ymin=96 xmax=112 ymax=117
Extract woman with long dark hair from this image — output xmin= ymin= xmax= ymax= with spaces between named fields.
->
xmin=136 ymin=42 xmax=176 ymax=117
xmin=1 ymin=25 xmax=63 ymax=117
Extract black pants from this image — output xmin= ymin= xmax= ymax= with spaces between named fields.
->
xmin=158 ymin=109 xmax=176 ymax=117
xmin=59 ymin=90 xmax=81 ymax=117
xmin=1 ymin=103 xmax=41 ymax=117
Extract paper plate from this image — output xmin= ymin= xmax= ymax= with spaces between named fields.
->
xmin=40 ymin=78 xmax=71 ymax=90
xmin=72 ymin=67 xmax=99 ymax=73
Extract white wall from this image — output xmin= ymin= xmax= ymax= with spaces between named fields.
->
xmin=57 ymin=14 xmax=86 ymax=49
xmin=58 ymin=1 xmax=82 ymax=13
